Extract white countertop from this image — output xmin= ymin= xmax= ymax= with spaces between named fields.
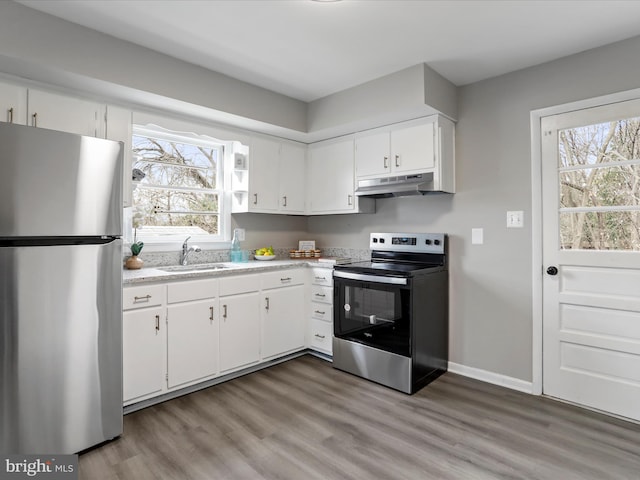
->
xmin=123 ymin=259 xmax=334 ymax=285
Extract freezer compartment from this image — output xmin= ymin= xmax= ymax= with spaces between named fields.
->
xmin=0 ymin=240 xmax=123 ymax=454
xmin=0 ymin=122 xmax=123 ymax=237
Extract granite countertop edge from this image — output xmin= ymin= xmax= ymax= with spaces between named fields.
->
xmin=123 ymin=259 xmax=334 ymax=285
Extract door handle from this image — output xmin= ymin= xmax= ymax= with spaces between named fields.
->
xmin=155 ymin=314 xmax=160 ymax=332
xmin=8 ymin=107 xmax=13 ymax=123
xmin=223 ymin=304 xmax=228 ymax=319
xmin=546 ymin=266 xmax=558 ymax=276
xmin=209 ymin=306 xmax=214 ymax=323
xmin=265 ymin=297 xmax=270 ymax=311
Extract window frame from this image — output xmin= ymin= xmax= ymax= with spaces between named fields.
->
xmin=129 ymin=123 xmax=233 ymax=250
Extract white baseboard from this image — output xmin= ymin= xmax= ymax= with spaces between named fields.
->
xmin=448 ymin=362 xmax=534 ymax=394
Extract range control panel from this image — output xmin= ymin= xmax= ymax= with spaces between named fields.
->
xmin=369 ymin=232 xmax=446 ymax=254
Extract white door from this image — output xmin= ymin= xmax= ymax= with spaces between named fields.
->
xmin=167 ymin=300 xmax=218 ymax=388
xmin=219 ymin=292 xmax=260 ymax=372
xmin=542 ymin=98 xmax=640 ymax=422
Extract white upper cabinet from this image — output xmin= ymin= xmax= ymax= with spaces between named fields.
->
xmin=355 ymin=115 xmax=455 ymax=193
xmin=278 ymin=142 xmax=306 ymax=214
xmin=0 ymin=80 xmax=27 ymax=125
xmin=233 ymin=136 xmax=306 ymax=214
xmin=307 ymin=138 xmax=375 ymax=215
xmin=27 ymin=88 xmax=105 ymax=137
xmin=247 ymin=136 xmax=280 ymax=212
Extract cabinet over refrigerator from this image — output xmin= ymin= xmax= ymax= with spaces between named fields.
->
xmin=0 ymin=122 xmax=123 ymax=454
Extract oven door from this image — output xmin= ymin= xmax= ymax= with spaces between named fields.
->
xmin=333 ymin=270 xmax=411 ymax=357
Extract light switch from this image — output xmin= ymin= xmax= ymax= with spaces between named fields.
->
xmin=472 ymin=228 xmax=483 ymax=245
xmin=507 ymin=211 xmax=524 ymax=228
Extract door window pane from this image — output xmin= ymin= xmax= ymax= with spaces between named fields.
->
xmin=558 ymin=117 xmax=640 ymax=250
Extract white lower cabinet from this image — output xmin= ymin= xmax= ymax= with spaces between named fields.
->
xmin=219 ymin=274 xmax=261 ymax=372
xmin=308 ymin=268 xmax=334 ymax=355
xmin=123 ymin=267 xmax=326 ymax=407
xmin=166 ymin=278 xmax=218 ymax=389
xmin=123 ymin=284 xmax=166 ymax=404
xmin=261 ymin=269 xmax=306 ymax=360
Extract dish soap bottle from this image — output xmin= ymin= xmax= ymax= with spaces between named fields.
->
xmin=231 ymin=228 xmax=241 ymax=262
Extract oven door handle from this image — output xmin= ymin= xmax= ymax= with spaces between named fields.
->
xmin=333 ymin=270 xmax=408 ymax=285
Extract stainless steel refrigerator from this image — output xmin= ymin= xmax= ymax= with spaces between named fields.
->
xmin=0 ymin=122 xmax=123 ymax=454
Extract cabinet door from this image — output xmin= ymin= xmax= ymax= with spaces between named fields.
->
xmin=355 ymin=131 xmax=390 ymax=177
xmin=0 ymin=81 xmax=26 ymax=125
xmin=123 ymin=307 xmax=165 ymax=402
xmin=167 ymin=299 xmax=218 ymax=388
xmin=219 ymin=292 xmax=260 ymax=371
xmin=249 ymin=137 xmax=280 ymax=212
xmin=391 ymin=122 xmax=435 ymax=173
xmin=106 ymin=105 xmax=133 ymax=207
xmin=279 ymin=142 xmax=306 ymax=213
xmin=261 ymin=285 xmax=305 ymax=359
xmin=28 ymin=89 xmax=105 ymax=137
xmin=308 ymin=140 xmax=356 ymax=213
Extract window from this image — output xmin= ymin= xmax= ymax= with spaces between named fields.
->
xmin=558 ymin=116 xmax=640 ymax=250
xmin=131 ymin=125 xmax=226 ymax=242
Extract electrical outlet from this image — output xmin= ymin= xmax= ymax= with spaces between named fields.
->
xmin=235 ymin=228 xmax=245 ymax=241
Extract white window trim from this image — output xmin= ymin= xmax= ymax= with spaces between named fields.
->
xmin=130 ymin=122 xmax=236 ymax=248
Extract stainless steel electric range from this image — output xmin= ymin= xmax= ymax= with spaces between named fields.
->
xmin=332 ymin=232 xmax=448 ymax=394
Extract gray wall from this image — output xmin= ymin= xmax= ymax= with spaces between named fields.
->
xmin=309 ymin=35 xmax=640 ymax=382
xmin=0 ymin=1 xmax=307 ymax=133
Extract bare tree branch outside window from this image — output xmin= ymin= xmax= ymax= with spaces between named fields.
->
xmin=558 ymin=117 xmax=640 ymax=250
xmin=132 ymin=134 xmax=222 ymax=236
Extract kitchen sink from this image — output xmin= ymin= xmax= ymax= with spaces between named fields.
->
xmin=158 ymin=263 xmax=232 ymax=273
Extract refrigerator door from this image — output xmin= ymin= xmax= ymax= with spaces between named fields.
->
xmin=0 ymin=122 xmax=123 ymax=237
xmin=0 ymin=239 xmax=123 ymax=454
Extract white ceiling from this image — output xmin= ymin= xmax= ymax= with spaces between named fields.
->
xmin=15 ymin=0 xmax=640 ymax=102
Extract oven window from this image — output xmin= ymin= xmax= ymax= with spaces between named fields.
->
xmin=335 ymin=281 xmax=411 ymax=357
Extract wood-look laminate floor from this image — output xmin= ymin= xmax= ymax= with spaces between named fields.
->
xmin=80 ymin=355 xmax=640 ymax=480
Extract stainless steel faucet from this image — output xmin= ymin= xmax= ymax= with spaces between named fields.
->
xmin=181 ymin=236 xmax=201 ymax=265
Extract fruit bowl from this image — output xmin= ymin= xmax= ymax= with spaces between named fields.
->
xmin=254 ymin=254 xmax=276 ymax=261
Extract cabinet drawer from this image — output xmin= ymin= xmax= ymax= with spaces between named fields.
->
xmin=167 ymin=278 xmax=218 ymax=304
xmin=123 ymin=284 xmax=165 ymax=310
xmin=310 ymin=268 xmax=333 ymax=287
xmin=309 ymin=319 xmax=332 ymax=354
xmin=310 ymin=285 xmax=333 ymax=304
xmin=261 ymin=268 xmax=305 ymax=290
xmin=311 ymin=302 xmax=332 ymax=322
xmin=219 ymin=274 xmax=260 ymax=296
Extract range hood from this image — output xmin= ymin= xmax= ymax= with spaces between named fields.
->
xmin=355 ymin=172 xmax=437 ymax=198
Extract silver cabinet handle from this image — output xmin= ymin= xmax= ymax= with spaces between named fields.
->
xmin=395 ymin=154 xmax=400 ymax=167
xmin=265 ymin=297 xmax=270 ymax=311
xmin=155 ymin=314 xmax=160 ymax=332
xmin=280 ymin=277 xmax=291 ymax=282
xmin=315 ymin=276 xmax=326 ymax=281
xmin=253 ymin=193 xmax=258 ymax=205
xmin=314 ymin=333 xmax=326 ymax=339
xmin=315 ymin=293 xmax=326 ymax=298
xmin=8 ymin=107 xmax=13 ymax=124
xmin=348 ymin=195 xmax=353 ymax=206
xmin=314 ymin=310 xmax=325 ymax=315
xmin=282 ymin=196 xmax=287 ymax=207
xmin=209 ymin=306 xmax=214 ymax=323
xmin=134 ymin=295 xmax=152 ymax=302
xmin=32 ymin=112 xmax=37 ymax=127
xmin=383 ymin=156 xmax=388 ymax=168
xmin=223 ymin=304 xmax=228 ymax=319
